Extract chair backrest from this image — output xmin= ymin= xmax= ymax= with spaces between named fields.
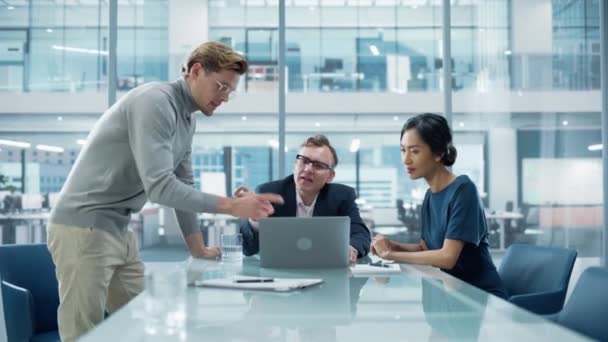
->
xmin=499 ymin=244 xmax=577 ymax=297
xmin=556 ymin=267 xmax=608 ymax=341
xmin=0 ymin=244 xmax=59 ymax=334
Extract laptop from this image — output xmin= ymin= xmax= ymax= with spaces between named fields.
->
xmin=258 ymin=216 xmax=350 ymax=268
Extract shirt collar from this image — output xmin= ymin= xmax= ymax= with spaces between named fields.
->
xmin=296 ymin=190 xmax=319 ymax=212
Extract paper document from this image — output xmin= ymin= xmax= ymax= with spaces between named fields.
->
xmin=350 ymin=263 xmax=401 ymax=276
xmin=193 ymin=276 xmax=323 ymax=292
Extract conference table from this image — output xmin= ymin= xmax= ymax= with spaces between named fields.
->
xmin=81 ymin=257 xmax=590 ymax=341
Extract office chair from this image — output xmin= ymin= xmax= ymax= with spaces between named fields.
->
xmin=550 ymin=266 xmax=608 ymax=341
xmin=498 ymin=244 xmax=577 ymax=314
xmin=0 ymin=244 xmax=60 ymax=342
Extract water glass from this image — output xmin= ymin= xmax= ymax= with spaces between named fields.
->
xmin=221 ymin=233 xmax=243 ymax=264
xmin=143 ymin=266 xmax=187 ymax=339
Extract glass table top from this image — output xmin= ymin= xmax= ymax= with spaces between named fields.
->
xmin=80 ymin=256 xmax=591 ymax=342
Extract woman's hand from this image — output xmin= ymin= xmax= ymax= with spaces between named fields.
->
xmin=371 ymin=235 xmax=394 ymax=259
xmin=234 ymin=185 xmax=255 ymax=198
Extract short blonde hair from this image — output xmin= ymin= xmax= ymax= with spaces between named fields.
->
xmin=181 ymin=42 xmax=248 ymax=76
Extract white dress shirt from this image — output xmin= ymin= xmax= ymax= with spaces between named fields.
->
xmin=295 ymin=191 xmax=318 ymax=218
xmin=249 ymin=190 xmax=319 ymax=229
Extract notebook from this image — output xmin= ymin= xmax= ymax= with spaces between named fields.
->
xmin=350 ymin=263 xmax=401 ymax=276
xmin=193 ymin=276 xmax=323 ymax=292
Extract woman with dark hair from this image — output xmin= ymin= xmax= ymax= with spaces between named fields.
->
xmin=372 ymin=113 xmax=507 ymax=298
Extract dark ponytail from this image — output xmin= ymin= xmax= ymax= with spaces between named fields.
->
xmin=401 ymin=113 xmax=458 ymax=167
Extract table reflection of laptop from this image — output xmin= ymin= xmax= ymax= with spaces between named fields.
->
xmin=258 ymin=217 xmax=350 ymax=268
xmin=250 ymin=268 xmax=353 ymax=326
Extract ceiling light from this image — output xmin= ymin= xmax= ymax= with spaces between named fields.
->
xmin=36 ymin=144 xmax=64 ymax=153
xmin=52 ymin=45 xmax=108 ymax=56
xmin=0 ymin=139 xmax=31 ymax=148
xmin=350 ymin=139 xmax=361 ymax=153
xmin=268 ymin=139 xmax=279 ymax=149
xmin=369 ymin=45 xmax=380 ymax=56
xmin=588 ymin=144 xmax=602 ymax=151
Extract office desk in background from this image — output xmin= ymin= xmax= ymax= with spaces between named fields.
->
xmin=80 ymin=257 xmax=590 ymax=342
xmin=486 ymin=211 xmax=525 ymax=251
xmin=302 ymin=72 xmax=364 ymax=92
xmin=0 ymin=211 xmax=50 ymax=244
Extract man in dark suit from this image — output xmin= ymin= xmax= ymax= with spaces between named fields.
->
xmin=236 ymin=135 xmax=371 ymax=263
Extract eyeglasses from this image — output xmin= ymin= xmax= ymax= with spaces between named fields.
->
xmin=295 ymin=154 xmax=332 ymax=171
xmin=215 ymin=79 xmax=237 ymax=100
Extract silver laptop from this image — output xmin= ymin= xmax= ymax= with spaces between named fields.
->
xmin=259 ymin=216 xmax=350 ymax=268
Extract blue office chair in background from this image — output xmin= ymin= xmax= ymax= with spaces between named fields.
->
xmin=0 ymin=244 xmax=60 ymax=342
xmin=550 ymin=266 xmax=608 ymax=341
xmin=498 ymin=243 xmax=577 ymax=315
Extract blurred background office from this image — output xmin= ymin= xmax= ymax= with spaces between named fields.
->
xmin=0 ymin=0 xmax=605 ymax=279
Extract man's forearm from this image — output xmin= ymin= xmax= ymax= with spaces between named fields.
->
xmin=175 ymin=209 xmax=200 ymax=237
xmin=184 ymin=231 xmax=208 ymax=257
xmin=350 ymin=233 xmax=371 ymax=257
xmin=240 ymin=219 xmax=261 ymax=256
xmin=216 ymin=197 xmax=234 ymax=215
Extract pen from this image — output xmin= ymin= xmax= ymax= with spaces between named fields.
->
xmin=234 ymin=278 xmax=274 ymax=283
xmin=368 ymin=261 xmax=391 ymax=268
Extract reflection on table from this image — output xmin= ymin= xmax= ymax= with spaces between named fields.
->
xmin=80 ymin=257 xmax=591 ymax=342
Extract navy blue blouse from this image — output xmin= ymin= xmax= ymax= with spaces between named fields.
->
xmin=420 ymin=175 xmax=507 ymax=298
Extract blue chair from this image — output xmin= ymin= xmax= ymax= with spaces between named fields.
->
xmin=498 ymin=243 xmax=577 ymax=314
xmin=551 ymin=267 xmax=608 ymax=341
xmin=0 ymin=244 xmax=60 ymax=342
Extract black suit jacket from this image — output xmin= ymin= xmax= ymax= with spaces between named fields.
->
xmin=240 ymin=175 xmax=371 ymax=258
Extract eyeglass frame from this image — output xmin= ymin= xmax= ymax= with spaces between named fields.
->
xmin=295 ymin=154 xmax=333 ymax=171
xmin=215 ymin=79 xmax=237 ymax=99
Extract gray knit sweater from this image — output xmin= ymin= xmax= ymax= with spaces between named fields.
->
xmin=50 ymin=78 xmax=220 ymax=235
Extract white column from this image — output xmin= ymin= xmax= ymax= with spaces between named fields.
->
xmin=488 ymin=128 xmax=518 ymax=211
xmin=512 ymin=0 xmax=552 ymax=55
xmin=511 ymin=0 xmax=553 ymax=89
xmin=168 ymin=0 xmax=209 ymax=80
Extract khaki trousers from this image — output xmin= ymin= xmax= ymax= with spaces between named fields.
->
xmin=47 ymin=223 xmax=144 ymax=341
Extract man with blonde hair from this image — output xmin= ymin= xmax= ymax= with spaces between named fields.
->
xmin=47 ymin=42 xmax=283 ymax=341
